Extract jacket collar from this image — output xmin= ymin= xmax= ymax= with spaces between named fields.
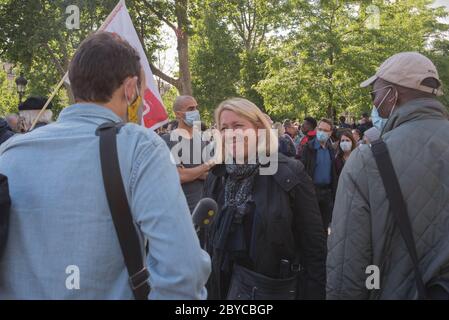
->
xmin=383 ymin=98 xmax=448 ymax=134
xmin=57 ymin=103 xmax=123 ymax=125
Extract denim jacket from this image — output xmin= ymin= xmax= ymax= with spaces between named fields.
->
xmin=0 ymin=103 xmax=211 ymax=299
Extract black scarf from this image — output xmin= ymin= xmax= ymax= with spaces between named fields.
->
xmin=212 ymin=164 xmax=259 ymax=264
xmin=224 ymin=164 xmax=259 ymax=209
xmin=208 ymin=164 xmax=260 ymax=299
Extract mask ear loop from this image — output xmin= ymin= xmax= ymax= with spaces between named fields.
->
xmin=388 ymin=88 xmax=399 ymax=117
xmin=125 ymin=80 xmax=140 ymax=107
xmin=125 ymin=86 xmax=131 ymax=107
xmin=135 ymin=83 xmax=141 ymax=99
xmin=376 ymin=87 xmax=393 ymax=114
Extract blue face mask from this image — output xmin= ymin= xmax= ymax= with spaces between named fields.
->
xmin=184 ymin=110 xmax=201 ymax=127
xmin=316 ymin=130 xmax=329 ymax=143
xmin=371 ymin=106 xmax=388 ymax=132
xmin=370 ymin=86 xmax=397 ymax=132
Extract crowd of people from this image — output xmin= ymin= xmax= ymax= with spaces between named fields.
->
xmin=1 ymin=31 xmax=449 ymax=300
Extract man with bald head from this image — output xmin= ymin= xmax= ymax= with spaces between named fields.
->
xmin=5 ymin=114 xmax=19 ymax=133
xmin=328 ymin=52 xmax=449 ymax=299
xmin=162 ymin=96 xmax=213 ymax=213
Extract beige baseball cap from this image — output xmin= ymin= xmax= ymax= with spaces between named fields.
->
xmin=360 ymin=52 xmax=443 ymax=96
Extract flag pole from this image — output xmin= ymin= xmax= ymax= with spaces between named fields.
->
xmin=29 ymin=72 xmax=68 ymax=131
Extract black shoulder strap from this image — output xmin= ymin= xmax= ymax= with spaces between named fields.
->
xmin=0 ymin=174 xmax=11 ymax=260
xmin=96 ymin=122 xmax=150 ymax=300
xmin=370 ymin=139 xmax=427 ymax=299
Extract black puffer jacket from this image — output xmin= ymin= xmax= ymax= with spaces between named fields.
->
xmin=203 ymin=154 xmax=327 ymax=300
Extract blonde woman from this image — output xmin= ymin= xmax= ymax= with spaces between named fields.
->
xmin=203 ymin=98 xmax=326 ymax=300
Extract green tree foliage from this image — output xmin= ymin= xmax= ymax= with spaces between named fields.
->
xmin=428 ymin=38 xmax=449 ymax=106
xmin=0 ymin=0 xmax=161 ymax=116
xmin=220 ymin=0 xmax=286 ymax=110
xmin=161 ymin=85 xmax=178 ymax=119
xmin=0 ymin=0 xmax=447 ymax=121
xmin=239 ymin=49 xmax=269 ymax=111
xmin=0 ymin=66 xmax=18 ymax=116
xmin=190 ymin=1 xmax=241 ymax=120
xmin=189 ymin=0 xmax=286 ymax=114
xmin=257 ymin=0 xmax=449 ymax=121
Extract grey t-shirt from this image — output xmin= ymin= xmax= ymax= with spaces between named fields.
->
xmin=162 ymin=132 xmax=210 ymax=213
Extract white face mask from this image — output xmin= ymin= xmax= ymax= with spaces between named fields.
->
xmin=340 ymin=141 xmax=352 ymax=152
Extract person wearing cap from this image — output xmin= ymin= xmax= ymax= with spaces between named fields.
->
xmin=327 ymin=52 xmax=449 ymax=299
xmin=18 ymin=96 xmax=54 ymax=132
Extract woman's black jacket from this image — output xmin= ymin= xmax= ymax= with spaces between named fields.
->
xmin=203 ymin=154 xmax=327 ymax=300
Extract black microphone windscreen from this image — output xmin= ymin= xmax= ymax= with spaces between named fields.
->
xmin=192 ymin=198 xmax=218 ymax=228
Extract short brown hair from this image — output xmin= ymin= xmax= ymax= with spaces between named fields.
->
xmin=69 ymin=32 xmax=141 ymax=103
xmin=319 ymin=118 xmax=333 ymax=130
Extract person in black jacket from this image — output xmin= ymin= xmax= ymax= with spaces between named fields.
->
xmin=300 ymin=118 xmax=338 ymax=233
xmin=17 ymin=97 xmax=53 ymax=132
xmin=356 ymin=112 xmax=373 ymax=135
xmin=0 ymin=118 xmax=14 ymax=146
xmin=338 ymin=116 xmax=351 ymax=129
xmin=281 ymin=119 xmax=297 ymax=157
xmin=203 ymin=98 xmax=326 ymax=300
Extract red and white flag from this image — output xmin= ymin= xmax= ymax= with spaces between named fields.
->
xmin=100 ymin=0 xmax=168 ymax=129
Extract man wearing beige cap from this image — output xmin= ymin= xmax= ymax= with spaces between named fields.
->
xmin=327 ymin=52 xmax=449 ymax=299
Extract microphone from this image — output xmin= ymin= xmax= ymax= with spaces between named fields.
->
xmin=192 ymin=198 xmax=218 ymax=231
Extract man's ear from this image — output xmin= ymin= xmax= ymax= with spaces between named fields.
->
xmin=124 ymin=76 xmax=138 ymax=100
xmin=174 ymin=111 xmax=183 ymax=120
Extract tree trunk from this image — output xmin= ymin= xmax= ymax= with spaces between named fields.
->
xmin=177 ymin=33 xmax=192 ymax=95
xmin=176 ymin=0 xmax=193 ymax=95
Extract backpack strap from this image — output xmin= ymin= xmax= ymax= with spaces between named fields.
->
xmin=96 ymin=122 xmax=150 ymax=300
xmin=370 ymin=139 xmax=427 ymax=299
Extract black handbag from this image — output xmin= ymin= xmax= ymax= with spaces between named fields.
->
xmin=0 ymin=174 xmax=11 ymax=260
xmin=371 ymin=139 xmax=449 ymax=300
xmin=226 ymin=264 xmax=298 ymax=300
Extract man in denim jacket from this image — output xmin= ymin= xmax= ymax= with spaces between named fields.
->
xmin=0 ymin=32 xmax=210 ymax=300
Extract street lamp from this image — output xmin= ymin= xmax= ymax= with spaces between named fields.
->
xmin=15 ymin=72 xmax=28 ymax=104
